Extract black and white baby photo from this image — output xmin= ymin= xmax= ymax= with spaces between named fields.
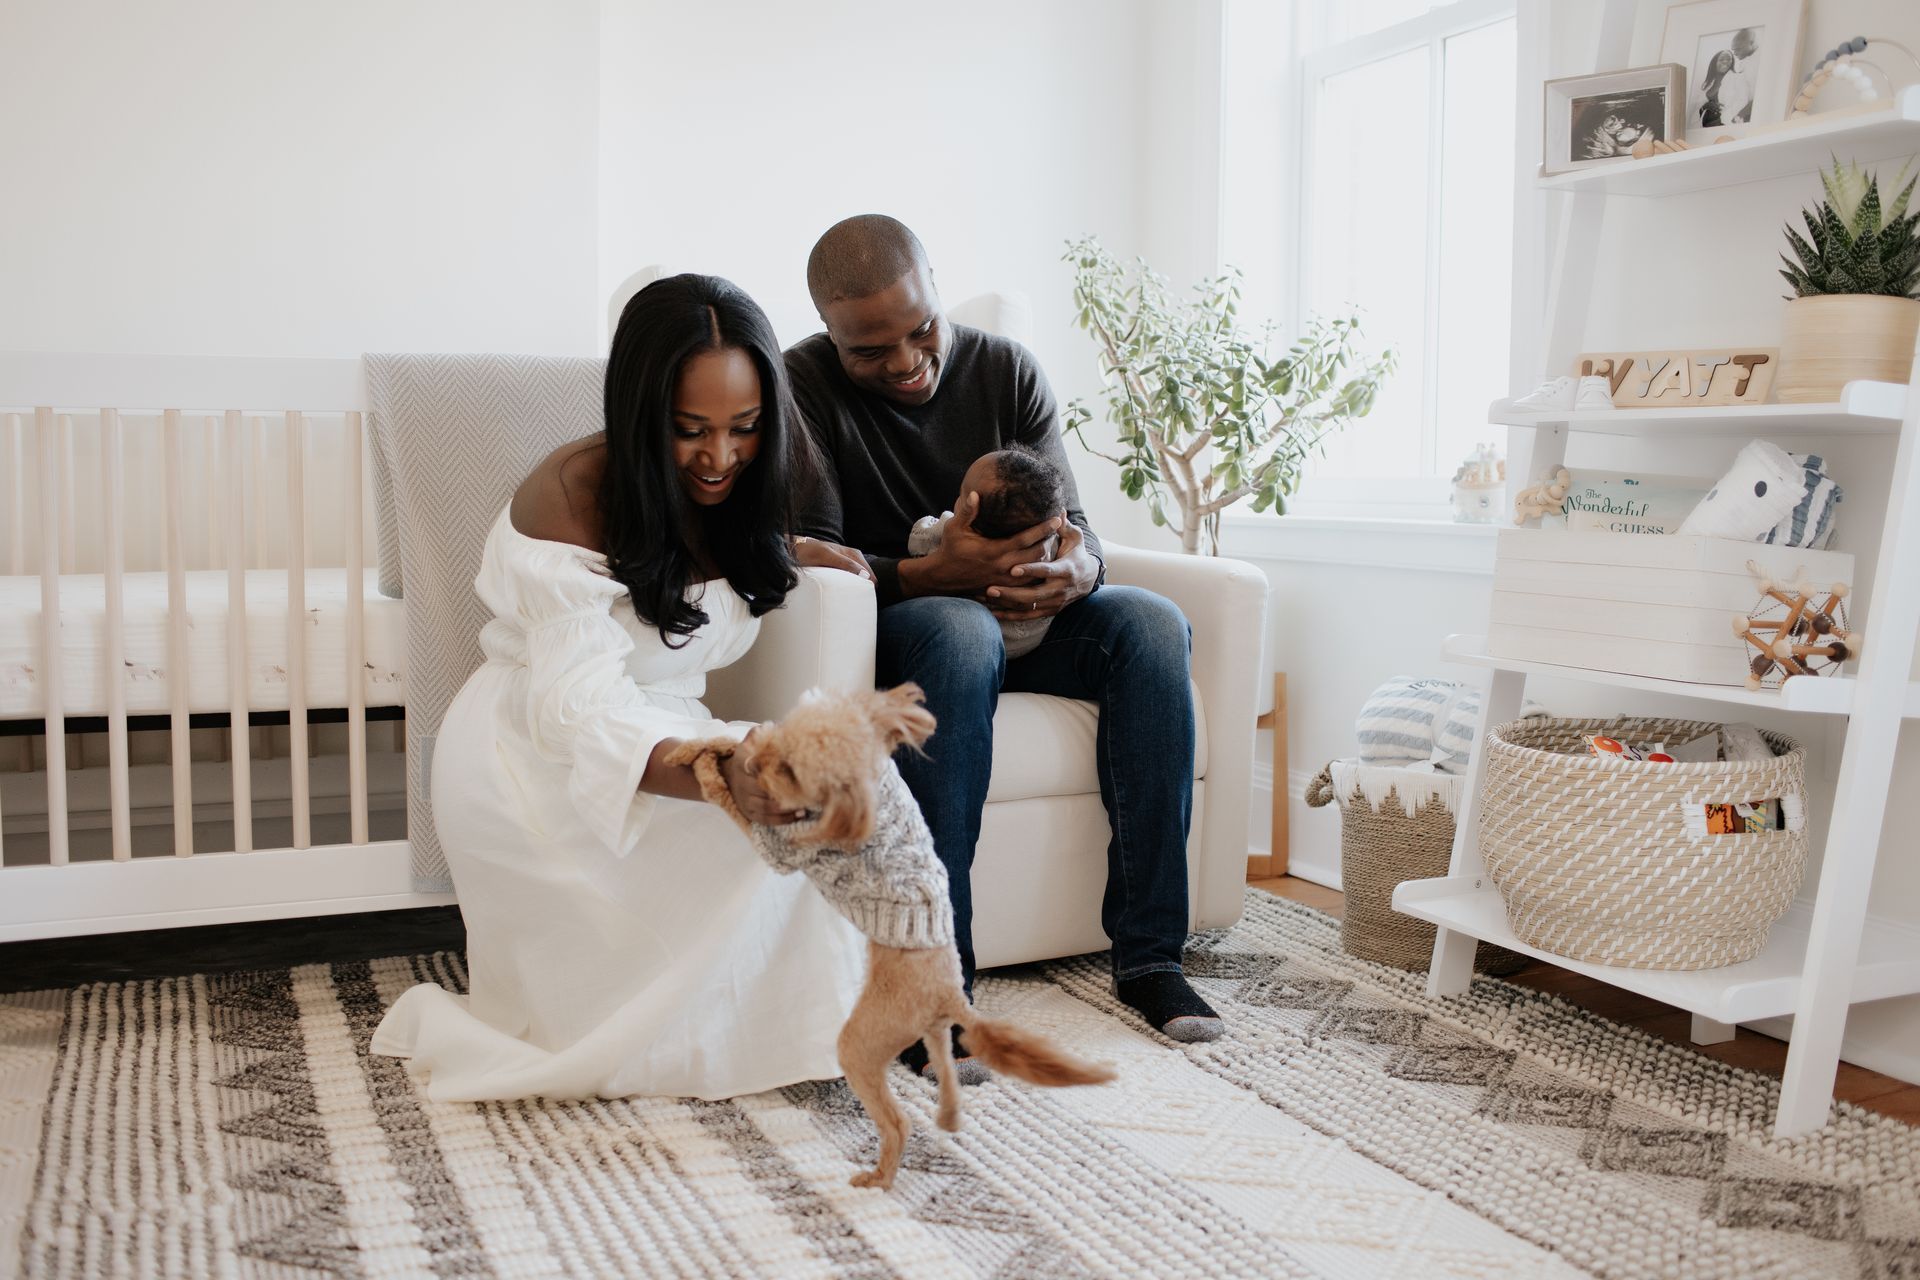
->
xmin=1571 ymin=88 xmax=1669 ymax=160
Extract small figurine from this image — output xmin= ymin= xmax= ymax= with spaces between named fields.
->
xmin=1451 ymin=442 xmax=1507 ymax=524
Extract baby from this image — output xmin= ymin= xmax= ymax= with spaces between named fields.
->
xmin=907 ymin=445 xmax=1066 ymax=658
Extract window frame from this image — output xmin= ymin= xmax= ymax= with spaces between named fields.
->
xmin=1286 ymin=0 xmax=1517 ymax=520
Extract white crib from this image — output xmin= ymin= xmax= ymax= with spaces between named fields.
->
xmin=2 ymin=335 xmax=1265 ymax=960
xmin=0 ymin=352 xmax=443 ymax=940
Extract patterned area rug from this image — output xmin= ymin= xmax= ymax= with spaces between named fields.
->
xmin=5 ymin=890 xmax=1918 ymax=1279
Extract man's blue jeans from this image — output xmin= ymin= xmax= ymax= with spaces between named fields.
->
xmin=876 ymin=586 xmax=1195 ymax=991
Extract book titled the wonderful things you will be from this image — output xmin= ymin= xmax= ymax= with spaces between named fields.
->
xmin=1541 ymin=470 xmax=1710 ymax=536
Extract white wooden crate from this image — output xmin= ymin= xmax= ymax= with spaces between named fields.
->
xmin=1489 ymin=530 xmax=1855 ymax=686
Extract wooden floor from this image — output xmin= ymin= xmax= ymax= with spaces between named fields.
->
xmin=1252 ymin=875 xmax=1920 ymax=1127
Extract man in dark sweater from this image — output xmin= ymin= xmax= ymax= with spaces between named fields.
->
xmin=786 ymin=215 xmax=1223 ymax=1070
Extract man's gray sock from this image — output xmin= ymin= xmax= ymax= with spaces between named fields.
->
xmin=1116 ymin=970 xmax=1226 ymax=1043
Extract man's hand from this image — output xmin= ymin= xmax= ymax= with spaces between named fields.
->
xmin=792 ymin=535 xmax=872 ymax=580
xmin=721 ymin=730 xmax=808 ymax=826
xmin=898 ymin=491 xmax=1061 ymax=598
xmin=982 ymin=522 xmax=1098 ymax=621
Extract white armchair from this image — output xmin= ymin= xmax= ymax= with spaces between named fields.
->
xmin=705 ymin=547 xmax=1268 ymax=969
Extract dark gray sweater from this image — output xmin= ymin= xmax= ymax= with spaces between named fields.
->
xmin=786 ymin=325 xmax=1104 ymax=607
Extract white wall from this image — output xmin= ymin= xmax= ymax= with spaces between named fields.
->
xmin=0 ymin=0 xmax=601 ymax=358
xmin=596 ymin=0 xmax=1201 ymax=548
xmin=1 ymin=0 xmax=1200 ymax=545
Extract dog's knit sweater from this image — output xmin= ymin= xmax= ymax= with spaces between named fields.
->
xmin=744 ymin=765 xmax=955 ymax=951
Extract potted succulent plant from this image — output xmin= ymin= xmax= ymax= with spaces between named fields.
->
xmin=1776 ymin=157 xmax=1920 ymax=402
xmin=1062 ymin=236 xmax=1395 ymax=555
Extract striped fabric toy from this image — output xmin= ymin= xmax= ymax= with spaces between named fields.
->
xmin=1355 ymin=677 xmax=1485 ymax=773
xmin=1762 ymin=453 xmax=1842 ymax=550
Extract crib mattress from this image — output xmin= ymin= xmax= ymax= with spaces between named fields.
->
xmin=0 ymin=568 xmax=406 ymax=719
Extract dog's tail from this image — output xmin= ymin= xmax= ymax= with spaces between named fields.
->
xmin=956 ymin=1013 xmax=1116 ymax=1088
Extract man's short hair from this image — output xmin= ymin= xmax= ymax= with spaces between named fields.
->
xmin=971 ymin=445 xmax=1068 ymax=540
xmin=807 ymin=215 xmax=928 ymax=311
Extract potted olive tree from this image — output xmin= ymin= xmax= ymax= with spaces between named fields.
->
xmin=1777 ymin=158 xmax=1920 ymax=402
xmin=1062 ymin=236 xmax=1395 ymax=554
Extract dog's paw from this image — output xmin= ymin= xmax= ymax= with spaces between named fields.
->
xmin=849 ymin=1169 xmax=894 ymax=1190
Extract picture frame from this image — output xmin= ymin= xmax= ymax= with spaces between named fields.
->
xmin=1657 ymin=0 xmax=1807 ymax=143
xmin=1543 ymin=64 xmax=1687 ymax=175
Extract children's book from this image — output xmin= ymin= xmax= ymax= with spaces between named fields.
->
xmin=1541 ymin=469 xmax=1711 ymax=536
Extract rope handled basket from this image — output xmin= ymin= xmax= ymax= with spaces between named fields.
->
xmin=1478 ymin=717 xmax=1809 ymax=970
xmin=1307 ymin=763 xmax=1527 ymax=974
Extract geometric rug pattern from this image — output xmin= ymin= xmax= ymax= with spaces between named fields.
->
xmin=6 ymin=891 xmax=1917 ymax=1277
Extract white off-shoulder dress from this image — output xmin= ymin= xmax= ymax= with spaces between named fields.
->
xmin=370 ymin=509 xmax=866 ymax=1102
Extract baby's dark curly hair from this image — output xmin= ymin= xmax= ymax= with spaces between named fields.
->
xmin=969 ymin=445 xmax=1068 ymax=540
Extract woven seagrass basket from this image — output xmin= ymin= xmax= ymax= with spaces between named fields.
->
xmin=1306 ymin=763 xmax=1527 ymax=974
xmin=1478 ymin=717 xmax=1809 ymax=970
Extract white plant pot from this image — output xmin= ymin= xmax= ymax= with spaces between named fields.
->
xmin=1776 ymin=294 xmax=1920 ymax=403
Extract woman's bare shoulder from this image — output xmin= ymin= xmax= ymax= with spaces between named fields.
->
xmin=509 ymin=435 xmax=607 ymax=551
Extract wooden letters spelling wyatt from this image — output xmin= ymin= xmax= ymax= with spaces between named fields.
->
xmin=1575 ymin=348 xmax=1779 ymax=408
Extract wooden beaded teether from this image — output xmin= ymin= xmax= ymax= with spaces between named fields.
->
xmin=1512 ymin=467 xmax=1571 ymax=524
xmin=1791 ymin=36 xmax=1919 ymax=118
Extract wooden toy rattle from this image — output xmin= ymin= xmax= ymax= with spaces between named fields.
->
xmin=1732 ymin=562 xmax=1859 ymax=691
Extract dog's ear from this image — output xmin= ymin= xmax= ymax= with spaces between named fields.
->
xmin=867 ymin=683 xmax=936 ymax=753
xmin=814 ymin=777 xmax=876 ymax=846
xmin=736 ymin=724 xmax=772 ymax=776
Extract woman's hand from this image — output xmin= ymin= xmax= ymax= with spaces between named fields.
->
xmin=720 ymin=732 xmax=808 ymax=826
xmin=792 ymin=534 xmax=872 ymax=580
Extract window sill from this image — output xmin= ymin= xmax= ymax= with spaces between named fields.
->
xmin=1219 ymin=510 xmax=1498 ymax=575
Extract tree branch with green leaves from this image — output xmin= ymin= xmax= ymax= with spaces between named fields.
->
xmin=1061 ymin=236 xmax=1396 ymax=554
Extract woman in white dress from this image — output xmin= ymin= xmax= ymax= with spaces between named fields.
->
xmin=371 ymin=275 xmax=872 ymax=1102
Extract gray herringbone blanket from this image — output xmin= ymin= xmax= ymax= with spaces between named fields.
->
xmin=365 ymin=354 xmax=605 ymax=889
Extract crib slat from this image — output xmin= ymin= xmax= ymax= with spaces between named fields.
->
xmin=224 ymin=410 xmax=252 ymax=852
xmin=100 ymin=409 xmax=132 ymax=860
xmin=5 ymin=412 xmax=22 ymax=575
xmin=0 ymin=416 xmax=10 ymax=861
xmin=162 ymin=410 xmax=195 ymax=857
xmin=35 ymin=408 xmax=68 ymax=866
xmin=204 ymin=415 xmax=221 ymax=571
xmin=286 ymin=411 xmax=310 ymax=849
xmin=57 ymin=413 xmax=76 ymax=574
xmin=345 ymin=411 xmax=368 ymax=844
xmin=251 ymin=415 xmax=268 ymax=570
xmin=248 ymin=418 xmax=273 ymax=763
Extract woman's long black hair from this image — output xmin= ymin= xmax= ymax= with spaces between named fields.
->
xmin=600 ymin=273 xmax=806 ymax=644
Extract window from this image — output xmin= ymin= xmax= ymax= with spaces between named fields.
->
xmin=1291 ymin=0 xmax=1517 ymax=514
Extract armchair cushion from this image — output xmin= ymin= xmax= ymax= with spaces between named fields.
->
xmin=987 ymin=687 xmax=1207 ymax=803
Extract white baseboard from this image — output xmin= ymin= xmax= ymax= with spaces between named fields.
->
xmin=1249 ymin=764 xmax=1341 ymax=891
xmin=0 ymin=840 xmax=455 ymax=942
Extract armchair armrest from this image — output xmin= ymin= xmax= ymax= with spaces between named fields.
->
xmin=1102 ymin=543 xmax=1268 ymax=930
xmin=704 ymin=568 xmax=878 ymax=723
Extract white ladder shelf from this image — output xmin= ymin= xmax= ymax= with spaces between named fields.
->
xmin=1391 ymin=3 xmax=1920 ymax=1139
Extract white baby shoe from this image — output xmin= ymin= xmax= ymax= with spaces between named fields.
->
xmin=1510 ymin=375 xmax=1617 ymax=413
xmin=1509 ymin=376 xmax=1578 ymax=412
xmin=1574 ymin=375 xmax=1616 ymax=410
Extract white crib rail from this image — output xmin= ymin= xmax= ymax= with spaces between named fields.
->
xmin=163 ymin=409 xmax=193 ymax=857
xmin=34 ymin=406 xmax=66 ymax=865
xmin=0 ymin=352 xmax=447 ymax=939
